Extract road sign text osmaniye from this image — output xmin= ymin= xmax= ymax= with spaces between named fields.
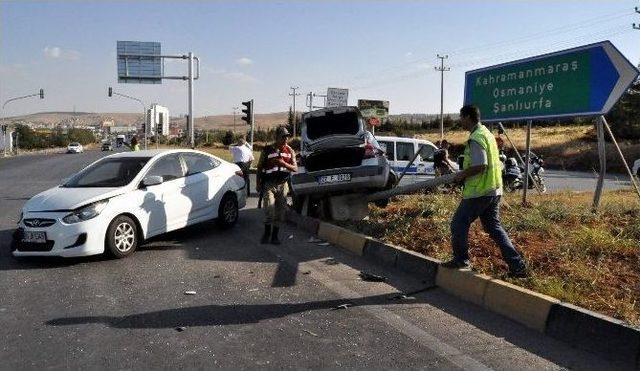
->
xmin=464 ymin=41 xmax=639 ymax=122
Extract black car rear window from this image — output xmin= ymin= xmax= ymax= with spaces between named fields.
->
xmin=305 ymin=111 xmax=361 ymax=140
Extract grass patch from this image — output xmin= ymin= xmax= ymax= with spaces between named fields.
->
xmin=343 ymin=190 xmax=640 ymax=327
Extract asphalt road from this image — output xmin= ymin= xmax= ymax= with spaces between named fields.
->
xmin=0 ymin=150 xmax=628 ymax=370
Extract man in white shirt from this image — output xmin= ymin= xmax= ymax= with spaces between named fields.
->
xmin=230 ymin=137 xmax=254 ymax=196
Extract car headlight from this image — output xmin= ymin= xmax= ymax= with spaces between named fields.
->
xmin=62 ymin=200 xmax=109 ymax=224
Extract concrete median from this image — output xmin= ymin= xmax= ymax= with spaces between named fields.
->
xmin=436 ymin=267 xmax=491 ymax=307
xmin=483 ymin=279 xmax=559 ymax=332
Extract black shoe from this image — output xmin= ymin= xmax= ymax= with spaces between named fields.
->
xmin=441 ymin=259 xmax=471 ymax=270
xmin=260 ymin=225 xmax=271 ymax=244
xmin=270 ymin=227 xmax=281 ymax=245
xmin=508 ymin=266 xmax=528 ymax=279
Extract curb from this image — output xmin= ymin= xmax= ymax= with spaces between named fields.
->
xmin=285 ymin=209 xmax=640 ymax=367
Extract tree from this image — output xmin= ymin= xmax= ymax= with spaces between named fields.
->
xmin=286 ymin=106 xmax=294 ymax=135
xmin=607 ymin=78 xmax=640 ymax=139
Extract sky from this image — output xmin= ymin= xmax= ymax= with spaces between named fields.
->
xmin=1 ymin=0 xmax=639 ymax=117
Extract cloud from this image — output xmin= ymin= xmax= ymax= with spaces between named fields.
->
xmin=405 ymin=52 xmax=413 ymax=58
xmin=222 ymin=71 xmax=258 ymax=83
xmin=236 ymin=57 xmax=253 ymax=66
xmin=43 ymin=46 xmax=81 ymax=60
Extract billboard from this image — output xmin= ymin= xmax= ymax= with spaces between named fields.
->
xmin=357 ymin=99 xmax=389 ymax=127
xmin=326 ymin=88 xmax=349 ymax=107
xmin=117 ymin=41 xmax=162 ymax=84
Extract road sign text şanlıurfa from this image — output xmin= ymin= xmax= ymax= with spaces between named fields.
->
xmin=464 ymin=41 xmax=639 ymax=122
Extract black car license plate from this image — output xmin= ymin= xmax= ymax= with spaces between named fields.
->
xmin=317 ymin=173 xmax=351 ymax=184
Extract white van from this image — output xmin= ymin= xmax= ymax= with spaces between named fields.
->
xmin=376 ymin=136 xmax=441 ymax=176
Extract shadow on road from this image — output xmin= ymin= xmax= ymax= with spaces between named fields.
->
xmin=45 ymin=293 xmax=407 ymax=328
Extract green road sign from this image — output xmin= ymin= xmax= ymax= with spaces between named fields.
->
xmin=464 ymin=41 xmax=639 ymax=122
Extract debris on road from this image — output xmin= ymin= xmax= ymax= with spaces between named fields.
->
xmin=302 ymin=329 xmax=319 ymax=337
xmin=184 ymin=291 xmax=197 ymax=295
xmin=388 ymin=293 xmax=416 ymax=301
xmin=248 ymin=288 xmax=259 ymax=292
xmin=175 ymin=326 xmax=187 ymax=332
xmin=331 ymin=303 xmax=352 ymax=310
xmin=307 ymin=237 xmax=322 ymax=243
xmin=213 ymin=275 xmax=221 ymax=279
xmin=302 ymin=271 xmax=311 ymax=275
xmin=288 ymin=234 xmax=294 ymax=239
xmin=359 ymin=271 xmax=387 ymax=282
xmin=317 ymin=242 xmax=331 ymax=246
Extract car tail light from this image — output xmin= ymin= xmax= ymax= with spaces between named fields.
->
xmin=363 ymin=142 xmax=376 ymax=159
xmin=235 ymin=170 xmax=244 ymax=177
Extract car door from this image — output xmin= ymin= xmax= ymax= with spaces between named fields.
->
xmin=395 ymin=141 xmax=417 ymax=174
xmin=141 ymin=154 xmax=188 ymax=235
xmin=180 ymin=153 xmax=224 ymax=222
xmin=378 ymin=140 xmax=396 ymax=168
xmin=417 ymin=143 xmax=436 ymax=175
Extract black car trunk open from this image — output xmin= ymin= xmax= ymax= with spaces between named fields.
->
xmin=305 ymin=111 xmax=360 ymax=140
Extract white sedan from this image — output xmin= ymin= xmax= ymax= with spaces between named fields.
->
xmin=12 ymin=149 xmax=246 ymax=258
xmin=67 ymin=142 xmax=84 ymax=153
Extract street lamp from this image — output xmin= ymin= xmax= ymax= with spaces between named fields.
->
xmin=2 ymin=89 xmax=45 ymax=156
xmin=107 ymin=86 xmax=148 ymax=150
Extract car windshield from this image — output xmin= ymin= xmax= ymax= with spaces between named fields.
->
xmin=69 ymin=143 xmax=80 ymax=146
xmin=63 ymin=157 xmax=151 ymax=188
xmin=305 ymin=111 xmax=361 ymax=140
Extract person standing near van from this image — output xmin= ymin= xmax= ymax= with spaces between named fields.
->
xmin=256 ymin=126 xmax=297 ymax=244
xmin=230 ymin=136 xmax=254 ymax=196
xmin=443 ymin=105 xmax=527 ymax=278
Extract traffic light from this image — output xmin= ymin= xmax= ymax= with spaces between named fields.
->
xmin=241 ymin=100 xmax=253 ymax=125
xmin=108 ymin=87 xmax=112 ymax=97
xmin=39 ymin=89 xmax=44 ymax=99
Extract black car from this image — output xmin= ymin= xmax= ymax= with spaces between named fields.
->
xmin=101 ymin=142 xmax=113 ymax=151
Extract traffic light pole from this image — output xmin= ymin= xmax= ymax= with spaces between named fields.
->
xmin=2 ymin=89 xmax=44 ymax=156
xmin=109 ymin=89 xmax=148 ymax=150
xmin=250 ymin=99 xmax=255 ymax=148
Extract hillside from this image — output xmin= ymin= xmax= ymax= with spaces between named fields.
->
xmin=5 ymin=111 xmax=290 ymax=131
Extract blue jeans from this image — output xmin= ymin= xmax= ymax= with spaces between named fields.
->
xmin=451 ymin=196 xmax=525 ymax=271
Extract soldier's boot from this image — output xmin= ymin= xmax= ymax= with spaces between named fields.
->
xmin=260 ymin=224 xmax=271 ymax=244
xmin=270 ymin=226 xmax=281 ymax=245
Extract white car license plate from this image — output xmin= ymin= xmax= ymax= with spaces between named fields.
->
xmin=318 ymin=173 xmax=351 ymax=184
xmin=23 ymin=231 xmax=46 ymax=244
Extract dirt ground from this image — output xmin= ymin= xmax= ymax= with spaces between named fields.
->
xmin=339 ymin=190 xmax=640 ymax=327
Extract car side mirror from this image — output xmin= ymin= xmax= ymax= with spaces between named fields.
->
xmin=141 ymin=175 xmax=163 ymax=188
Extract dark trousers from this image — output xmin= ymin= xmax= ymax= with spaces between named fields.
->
xmin=451 ymin=196 xmax=525 ymax=271
xmin=235 ymin=161 xmax=251 ymax=196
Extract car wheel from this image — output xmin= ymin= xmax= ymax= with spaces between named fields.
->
xmin=217 ymin=193 xmax=238 ymax=229
xmin=105 ymin=215 xmax=138 ymax=258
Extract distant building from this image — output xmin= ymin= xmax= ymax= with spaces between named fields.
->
xmin=168 ymin=122 xmax=182 ymax=138
xmin=146 ymin=104 xmax=170 ymax=136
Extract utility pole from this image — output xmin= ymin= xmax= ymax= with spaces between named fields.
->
xmin=307 ymin=92 xmax=313 ymax=112
xmin=289 ymin=87 xmax=300 ymax=136
xmin=435 ymin=54 xmax=450 ymax=141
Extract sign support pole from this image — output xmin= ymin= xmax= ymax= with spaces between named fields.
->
xmin=592 ymin=116 xmax=607 ymax=212
xmin=602 ymin=116 xmax=640 ymax=201
xmin=188 ymin=52 xmax=195 ymax=149
xmin=522 ymin=120 xmax=532 ymax=205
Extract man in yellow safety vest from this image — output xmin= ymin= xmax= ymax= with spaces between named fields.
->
xmin=442 ymin=105 xmax=527 ymax=278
